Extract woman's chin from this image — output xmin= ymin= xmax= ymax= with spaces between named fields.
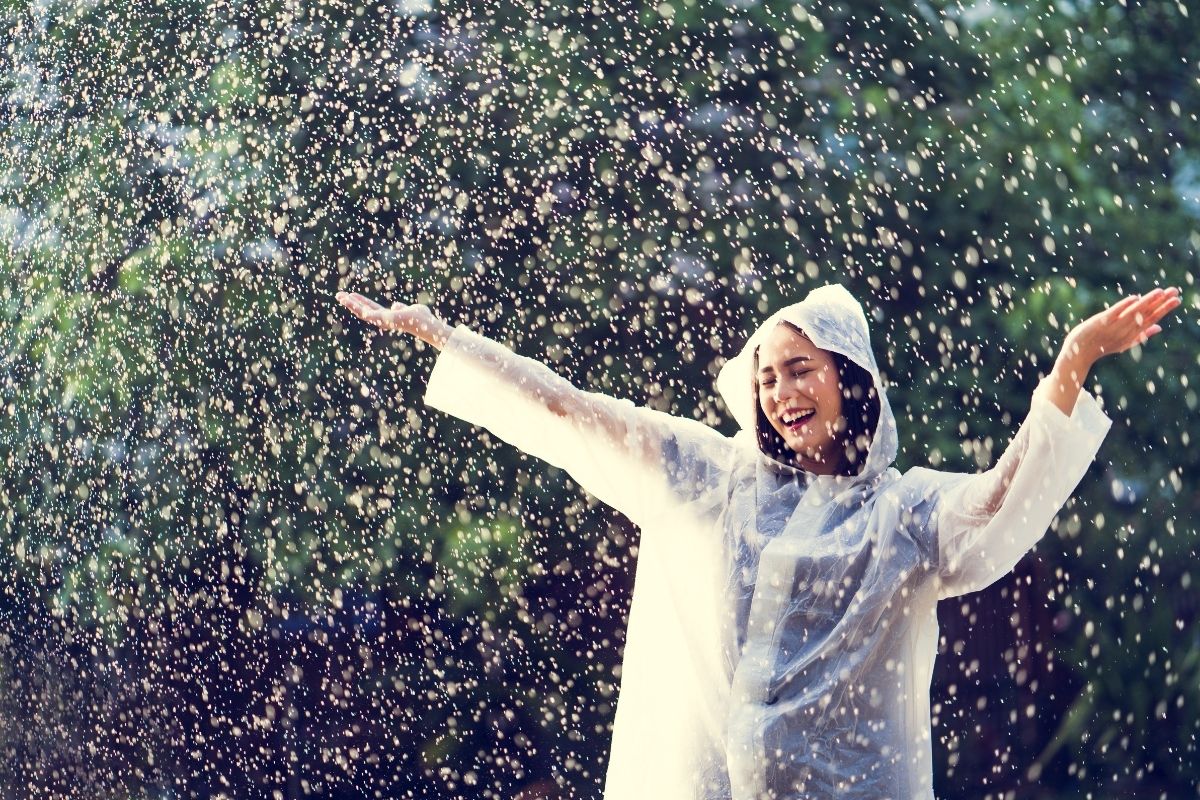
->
xmin=787 ymin=443 xmax=824 ymax=461
xmin=783 ymin=431 xmax=818 ymax=449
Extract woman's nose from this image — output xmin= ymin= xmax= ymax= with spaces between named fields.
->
xmin=773 ymin=380 xmax=798 ymax=402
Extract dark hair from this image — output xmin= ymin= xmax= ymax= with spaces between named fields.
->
xmin=752 ymin=323 xmax=880 ymax=477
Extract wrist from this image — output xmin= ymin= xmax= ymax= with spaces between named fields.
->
xmin=1052 ymin=349 xmax=1093 ymax=387
xmin=1058 ymin=332 xmax=1099 ymax=374
xmin=416 ymin=316 xmax=454 ymax=350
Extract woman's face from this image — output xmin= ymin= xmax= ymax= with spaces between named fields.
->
xmin=756 ymin=322 xmax=847 ymax=474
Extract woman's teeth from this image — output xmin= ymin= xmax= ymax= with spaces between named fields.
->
xmin=783 ymin=410 xmax=815 ymax=428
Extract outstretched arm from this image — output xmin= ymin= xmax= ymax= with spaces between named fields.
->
xmin=933 ymin=287 xmax=1182 ymax=598
xmin=336 ymin=291 xmax=646 ymax=457
xmin=336 ymin=292 xmax=735 ymax=525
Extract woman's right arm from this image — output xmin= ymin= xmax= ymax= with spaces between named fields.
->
xmin=335 ymin=291 xmax=654 ymax=460
xmin=336 ymin=293 xmax=735 ymax=525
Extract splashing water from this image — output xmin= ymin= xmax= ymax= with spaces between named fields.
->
xmin=0 ymin=0 xmax=1197 ymax=797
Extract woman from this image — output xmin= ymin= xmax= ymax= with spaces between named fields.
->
xmin=336 ymin=283 xmax=1180 ymax=799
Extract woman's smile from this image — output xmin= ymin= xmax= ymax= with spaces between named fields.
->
xmin=781 ymin=407 xmax=817 ymax=434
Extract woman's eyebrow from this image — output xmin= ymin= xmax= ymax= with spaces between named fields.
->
xmin=758 ymin=355 xmax=811 ymax=375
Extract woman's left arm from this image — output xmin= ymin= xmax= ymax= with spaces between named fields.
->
xmin=933 ymin=287 xmax=1183 ymax=599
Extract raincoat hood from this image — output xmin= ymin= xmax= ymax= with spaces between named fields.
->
xmin=715 ymin=283 xmax=898 ymax=483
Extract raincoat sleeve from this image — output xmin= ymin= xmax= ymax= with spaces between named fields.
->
xmin=931 ymin=381 xmax=1112 ymax=599
xmin=422 ymin=325 xmax=736 ymax=526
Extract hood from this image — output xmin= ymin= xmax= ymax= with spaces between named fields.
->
xmin=715 ymin=283 xmax=898 ymax=482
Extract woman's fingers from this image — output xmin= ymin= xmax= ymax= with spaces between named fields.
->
xmin=1116 ymin=290 xmax=1161 ymax=322
xmin=1125 ymin=288 xmax=1180 ymax=348
xmin=335 ymin=291 xmax=370 ymax=315
xmin=1130 ymin=297 xmax=1179 ymax=346
xmin=1147 ymin=293 xmax=1182 ymax=322
xmin=1108 ymin=288 xmax=1180 ymax=335
xmin=1123 ymin=292 xmax=1181 ymax=334
xmin=1107 ymin=294 xmax=1142 ymax=316
xmin=354 ymin=294 xmax=386 ymax=312
xmin=342 ymin=292 xmax=385 ymax=314
xmin=337 ymin=291 xmax=397 ymax=328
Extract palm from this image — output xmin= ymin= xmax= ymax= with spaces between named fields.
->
xmin=1065 ymin=287 xmax=1182 ymax=362
xmin=336 ymin=292 xmax=428 ymax=333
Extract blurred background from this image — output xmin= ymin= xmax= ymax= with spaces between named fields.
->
xmin=1 ymin=0 xmax=1197 ymax=797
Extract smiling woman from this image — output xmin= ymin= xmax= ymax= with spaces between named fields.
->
xmin=336 ymin=282 xmax=1179 ymax=800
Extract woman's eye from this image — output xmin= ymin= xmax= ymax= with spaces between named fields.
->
xmin=762 ymin=370 xmax=810 ymax=388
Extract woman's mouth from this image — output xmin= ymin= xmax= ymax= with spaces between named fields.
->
xmin=782 ymin=409 xmax=815 ymax=433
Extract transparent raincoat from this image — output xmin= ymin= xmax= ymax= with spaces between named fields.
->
xmin=422 ymin=284 xmax=1112 ymax=799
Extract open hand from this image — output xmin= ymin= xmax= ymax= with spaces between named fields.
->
xmin=336 ymin=292 xmax=451 ymax=348
xmin=1061 ymin=287 xmax=1182 ymax=366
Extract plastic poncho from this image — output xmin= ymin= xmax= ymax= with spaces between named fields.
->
xmin=422 ymin=284 xmax=1112 ymax=799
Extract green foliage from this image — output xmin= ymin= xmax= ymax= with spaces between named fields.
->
xmin=1 ymin=0 xmax=1197 ymax=796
